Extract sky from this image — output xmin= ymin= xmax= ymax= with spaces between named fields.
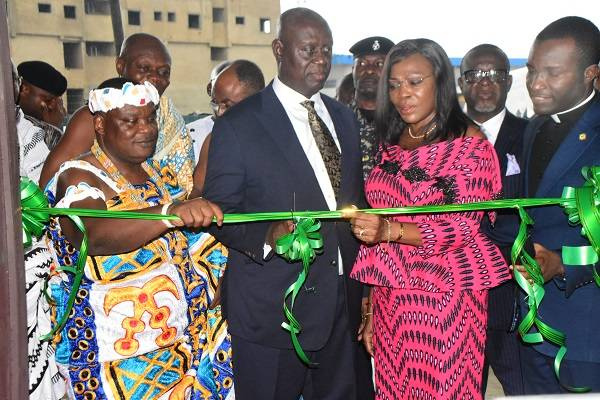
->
xmin=279 ymin=0 xmax=599 ymax=59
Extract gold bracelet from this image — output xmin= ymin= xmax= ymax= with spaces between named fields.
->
xmin=384 ymin=218 xmax=391 ymax=242
xmin=397 ymin=222 xmax=404 ymax=241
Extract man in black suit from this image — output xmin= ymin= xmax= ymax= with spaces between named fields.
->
xmin=459 ymin=44 xmax=528 ymax=396
xmin=203 ymin=8 xmax=367 ymax=400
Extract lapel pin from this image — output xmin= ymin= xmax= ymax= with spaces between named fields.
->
xmin=579 ymin=133 xmax=587 ymax=141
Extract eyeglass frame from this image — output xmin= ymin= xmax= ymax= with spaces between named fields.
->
xmin=388 ymin=74 xmax=433 ymax=91
xmin=462 ymin=69 xmax=509 ymax=84
xmin=209 ymin=98 xmax=237 ymax=115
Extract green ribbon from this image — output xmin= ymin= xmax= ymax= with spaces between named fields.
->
xmin=275 ymin=218 xmax=323 ymax=366
xmin=20 ymin=178 xmax=89 ymax=342
xmin=19 ymin=167 xmax=600 ymax=379
xmin=20 ymin=177 xmax=50 ymax=248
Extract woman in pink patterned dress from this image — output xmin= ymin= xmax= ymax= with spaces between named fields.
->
xmin=349 ymin=39 xmax=510 ymax=399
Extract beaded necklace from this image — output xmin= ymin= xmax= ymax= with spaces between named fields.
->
xmin=91 ymin=140 xmax=172 ymax=205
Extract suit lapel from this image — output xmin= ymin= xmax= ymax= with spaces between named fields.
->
xmin=535 ymin=100 xmax=600 ymax=197
xmin=494 ymin=113 xmax=525 ymax=198
xmin=494 ymin=114 xmax=518 ymax=174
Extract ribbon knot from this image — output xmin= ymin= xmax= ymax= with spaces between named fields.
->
xmin=20 ymin=177 xmax=50 ymax=248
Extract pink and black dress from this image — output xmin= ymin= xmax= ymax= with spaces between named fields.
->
xmin=350 ymin=136 xmax=510 ymax=400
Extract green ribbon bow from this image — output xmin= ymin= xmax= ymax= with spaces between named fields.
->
xmin=18 ymin=166 xmax=600 ymax=383
xmin=561 ymin=166 xmax=600 ymax=286
xmin=275 ymin=218 xmax=323 ymax=366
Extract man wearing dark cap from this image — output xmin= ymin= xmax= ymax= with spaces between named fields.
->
xmin=349 ymin=36 xmax=394 ymax=180
xmin=14 ymin=62 xmax=63 ymax=183
xmin=17 ymin=60 xmax=67 ymax=130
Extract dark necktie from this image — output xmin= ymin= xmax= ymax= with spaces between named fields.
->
xmin=301 ymin=100 xmax=341 ymax=199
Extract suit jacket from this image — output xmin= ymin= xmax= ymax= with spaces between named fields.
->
xmin=483 ymin=112 xmax=528 ymax=331
xmin=203 ymin=83 xmax=366 ymax=351
xmin=521 ymin=96 xmax=600 ymax=362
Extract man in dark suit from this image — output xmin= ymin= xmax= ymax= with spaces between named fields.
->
xmin=513 ymin=16 xmax=600 ymax=393
xmin=459 ymin=44 xmax=528 ymax=396
xmin=203 ymin=8 xmax=367 ymax=400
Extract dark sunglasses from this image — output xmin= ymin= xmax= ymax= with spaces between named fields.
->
xmin=463 ymin=69 xmax=508 ymax=84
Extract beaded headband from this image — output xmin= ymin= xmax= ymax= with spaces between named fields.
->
xmin=88 ymin=81 xmax=160 ymax=113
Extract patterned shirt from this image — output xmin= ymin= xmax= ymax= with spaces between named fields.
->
xmin=16 ymin=108 xmax=58 ymax=184
xmin=351 ymin=101 xmax=377 ymax=181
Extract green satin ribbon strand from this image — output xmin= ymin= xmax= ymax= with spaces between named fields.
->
xmin=275 ymin=218 xmax=323 ymax=366
xmin=23 ymin=197 xmax=566 ymax=225
xmin=39 ymin=215 xmax=87 ymax=342
xmin=510 ymin=207 xmax=587 ymax=392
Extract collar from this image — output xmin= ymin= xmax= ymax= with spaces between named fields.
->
xmin=273 ymin=76 xmax=323 ymax=108
xmin=478 ymin=108 xmax=506 ymax=144
xmin=551 ymin=90 xmax=595 ymax=123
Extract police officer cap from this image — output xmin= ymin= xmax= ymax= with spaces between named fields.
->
xmin=17 ymin=61 xmax=67 ymax=97
xmin=349 ymin=36 xmax=394 ymax=57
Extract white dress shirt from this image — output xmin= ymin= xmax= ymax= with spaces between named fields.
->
xmin=270 ymin=77 xmax=344 ymax=274
xmin=476 ymin=108 xmax=506 ymax=146
xmin=186 ymin=115 xmax=214 ymax=165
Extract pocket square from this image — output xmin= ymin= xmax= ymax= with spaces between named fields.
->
xmin=506 ymin=153 xmax=521 ymax=176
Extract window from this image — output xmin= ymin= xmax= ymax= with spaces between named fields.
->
xmin=84 ymin=0 xmax=110 ymax=15
xmin=260 ymin=18 xmax=271 ymax=33
xmin=212 ymin=7 xmax=224 ymax=22
xmin=63 ymin=42 xmax=82 ymax=69
xmin=167 ymin=12 xmax=176 ymax=22
xmin=154 ymin=11 xmax=162 ymax=21
xmin=210 ymin=47 xmax=227 ymax=61
xmin=235 ymin=16 xmax=245 ymax=25
xmin=128 ymin=10 xmax=140 ymax=25
xmin=38 ymin=3 xmax=51 ymax=13
xmin=64 ymin=5 xmax=76 ymax=19
xmin=66 ymin=89 xmax=84 ymax=114
xmin=85 ymin=41 xmax=114 ymax=57
xmin=188 ymin=14 xmax=200 ymax=29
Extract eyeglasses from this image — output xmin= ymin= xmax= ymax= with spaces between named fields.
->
xmin=463 ymin=69 xmax=508 ymax=84
xmin=388 ymin=75 xmax=433 ymax=90
xmin=209 ymin=99 xmax=237 ymax=115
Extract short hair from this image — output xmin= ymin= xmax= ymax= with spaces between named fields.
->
xmin=277 ymin=7 xmax=331 ymax=42
xmin=460 ymin=44 xmax=510 ymax=74
xmin=229 ymin=60 xmax=265 ymax=93
xmin=376 ymin=38 xmax=470 ymax=147
xmin=535 ymin=16 xmax=600 ymax=69
xmin=211 ymin=61 xmax=232 ymax=81
xmin=119 ymin=33 xmax=170 ymax=62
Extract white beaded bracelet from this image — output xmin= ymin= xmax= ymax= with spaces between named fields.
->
xmin=161 ymin=202 xmax=175 ymax=228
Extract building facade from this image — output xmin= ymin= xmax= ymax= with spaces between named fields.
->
xmin=7 ymin=0 xmax=279 ymax=115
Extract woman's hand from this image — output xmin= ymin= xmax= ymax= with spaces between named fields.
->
xmin=359 ymin=311 xmax=374 ymax=357
xmin=169 ymin=197 xmax=224 ymax=229
xmin=348 ymin=211 xmax=386 ymax=244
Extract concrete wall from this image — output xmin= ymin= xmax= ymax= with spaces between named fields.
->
xmin=7 ymin=0 xmax=280 ymax=115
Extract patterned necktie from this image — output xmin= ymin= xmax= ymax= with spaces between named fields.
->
xmin=301 ymin=100 xmax=341 ymax=199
